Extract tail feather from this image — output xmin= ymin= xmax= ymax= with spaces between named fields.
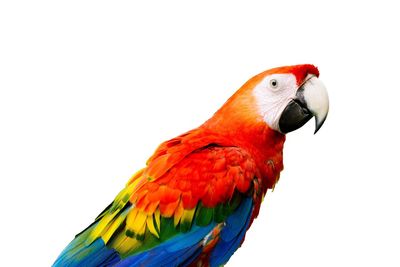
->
xmin=53 ymin=224 xmax=121 ymax=267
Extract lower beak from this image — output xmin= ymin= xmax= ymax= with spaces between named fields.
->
xmin=278 ymin=75 xmax=329 ymax=134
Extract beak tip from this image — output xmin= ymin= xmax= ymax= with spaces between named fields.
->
xmin=314 ymin=115 xmax=327 ymax=134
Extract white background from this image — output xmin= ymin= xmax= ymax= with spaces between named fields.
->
xmin=1 ymin=1 xmax=399 ymax=266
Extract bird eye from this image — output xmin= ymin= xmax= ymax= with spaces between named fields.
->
xmin=270 ymin=79 xmax=278 ymax=89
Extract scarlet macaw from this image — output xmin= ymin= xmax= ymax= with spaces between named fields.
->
xmin=54 ymin=64 xmax=329 ymax=266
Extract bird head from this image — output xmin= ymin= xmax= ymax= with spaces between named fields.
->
xmin=205 ymin=64 xmax=329 ymax=140
xmin=251 ymin=64 xmax=329 ymax=134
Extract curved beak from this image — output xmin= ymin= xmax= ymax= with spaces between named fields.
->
xmin=278 ymin=75 xmax=329 ymax=134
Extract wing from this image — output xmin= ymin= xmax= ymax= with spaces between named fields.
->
xmin=53 ymin=133 xmax=262 ymax=267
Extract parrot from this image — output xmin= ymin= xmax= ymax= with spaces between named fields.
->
xmin=53 ymin=64 xmax=329 ymax=267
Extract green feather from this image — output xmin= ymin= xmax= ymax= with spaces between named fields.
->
xmin=159 ymin=216 xmax=179 ymax=241
xmin=213 ymin=203 xmax=226 ymax=223
xmin=180 ymin=218 xmax=193 ymax=233
xmin=126 ymin=216 xmax=181 ymax=255
xmin=195 ymin=203 xmax=214 ymax=226
xmin=125 ymin=229 xmax=135 ymax=238
xmin=224 ymin=192 xmax=242 ymax=216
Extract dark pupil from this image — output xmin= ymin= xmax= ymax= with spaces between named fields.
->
xmin=272 ymin=81 xmax=277 ymax=86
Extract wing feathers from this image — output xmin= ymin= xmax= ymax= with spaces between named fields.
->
xmin=54 ymin=132 xmax=261 ymax=267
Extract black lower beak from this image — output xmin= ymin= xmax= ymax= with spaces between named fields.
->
xmin=278 ymin=91 xmax=313 ymax=134
xmin=279 ymin=75 xmax=329 ymax=134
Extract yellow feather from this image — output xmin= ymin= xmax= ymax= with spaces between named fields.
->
xmin=154 ymin=209 xmax=161 ymax=232
xmin=146 ymin=215 xmax=160 ymax=238
xmin=174 ymin=202 xmax=184 ymax=227
xmin=137 ymin=218 xmax=147 ymax=237
xmin=126 ymin=208 xmax=139 ymax=228
xmin=181 ymin=208 xmax=196 ymax=224
xmin=129 ymin=210 xmax=147 ymax=233
xmin=89 ymin=183 xmax=137 ymax=244
xmin=102 ymin=208 xmax=130 ymax=244
xmin=87 ymin=213 xmax=115 ymax=244
xmin=114 ymin=183 xmax=135 ymax=209
xmin=114 ymin=235 xmax=142 ymax=256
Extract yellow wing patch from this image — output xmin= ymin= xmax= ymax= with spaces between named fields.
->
xmin=87 ymin=176 xmax=138 ymax=244
xmin=86 ymin=167 xmax=202 ymax=256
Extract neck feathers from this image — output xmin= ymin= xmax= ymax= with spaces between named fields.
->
xmin=202 ymin=100 xmax=285 ymax=190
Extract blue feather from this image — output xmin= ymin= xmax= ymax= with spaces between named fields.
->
xmin=52 ymin=224 xmax=121 ymax=267
xmin=209 ymin=220 xmax=251 ymax=267
xmin=115 ymin=223 xmax=216 ymax=267
xmin=220 ymin=196 xmax=253 ymax=242
xmin=209 ymin=197 xmax=253 ymax=266
xmin=116 ymin=197 xmax=253 ymax=266
xmin=54 ymin=197 xmax=254 ymax=267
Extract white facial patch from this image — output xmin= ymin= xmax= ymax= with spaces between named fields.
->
xmin=252 ymin=73 xmax=297 ymax=131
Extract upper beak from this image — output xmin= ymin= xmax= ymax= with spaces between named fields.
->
xmin=278 ymin=75 xmax=329 ymax=134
